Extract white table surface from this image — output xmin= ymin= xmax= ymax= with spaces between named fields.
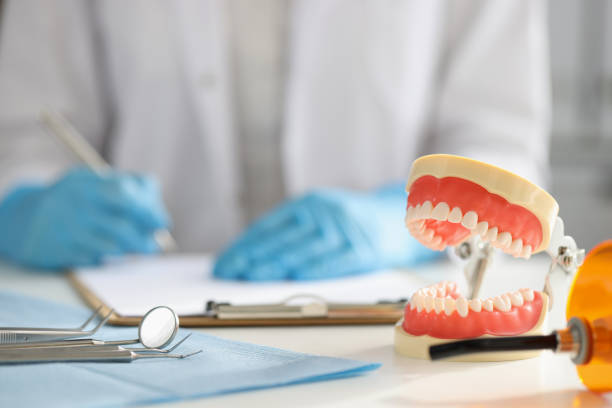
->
xmin=2 ymin=256 xmax=610 ymax=408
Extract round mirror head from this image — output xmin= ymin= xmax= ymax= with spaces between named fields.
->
xmin=138 ymin=306 xmax=179 ymax=349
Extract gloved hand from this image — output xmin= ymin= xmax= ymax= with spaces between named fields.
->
xmin=213 ymin=184 xmax=440 ymax=281
xmin=0 ymin=168 xmax=169 ymax=270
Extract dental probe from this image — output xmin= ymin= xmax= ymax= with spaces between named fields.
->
xmin=39 ymin=109 xmax=178 ymax=253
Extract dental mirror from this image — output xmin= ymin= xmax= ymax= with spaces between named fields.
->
xmin=0 ymin=306 xmax=185 ymax=352
xmin=137 ymin=306 xmax=179 ymax=349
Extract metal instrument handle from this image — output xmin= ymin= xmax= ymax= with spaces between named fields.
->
xmin=0 ymin=329 xmax=95 ymax=344
xmin=0 ymin=339 xmax=100 ymax=349
xmin=0 ymin=348 xmax=134 ymax=363
xmin=0 ymin=347 xmax=200 ymax=363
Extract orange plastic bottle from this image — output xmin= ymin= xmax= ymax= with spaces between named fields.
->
xmin=566 ymin=240 xmax=612 ymax=392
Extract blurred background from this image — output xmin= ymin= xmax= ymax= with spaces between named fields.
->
xmin=0 ymin=1 xmax=608 ymax=251
xmin=550 ymin=0 xmax=612 ymax=250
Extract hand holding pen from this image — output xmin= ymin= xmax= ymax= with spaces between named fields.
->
xmin=0 ymin=110 xmax=176 ymax=270
xmin=40 ymin=110 xmax=178 ymax=253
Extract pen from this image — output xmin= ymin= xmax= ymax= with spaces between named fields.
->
xmin=40 ymin=109 xmax=178 ymax=253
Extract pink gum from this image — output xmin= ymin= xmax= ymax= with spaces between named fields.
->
xmin=402 ymin=292 xmax=544 ymax=339
xmin=407 ymin=176 xmax=542 ymax=250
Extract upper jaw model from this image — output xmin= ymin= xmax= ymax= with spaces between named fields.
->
xmin=396 ymin=154 xmax=585 ymax=361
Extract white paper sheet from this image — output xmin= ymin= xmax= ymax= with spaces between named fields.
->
xmin=74 ymin=255 xmax=461 ymax=316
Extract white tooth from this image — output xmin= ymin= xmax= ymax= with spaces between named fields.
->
xmin=520 ymin=288 xmax=534 ymax=302
xmin=502 ymin=294 xmax=512 ymax=310
xmin=521 ymin=245 xmax=532 ymax=259
xmin=485 ymin=227 xmax=498 ymax=242
xmin=436 ymin=286 xmax=446 ymax=297
xmin=431 ymin=202 xmax=450 ymax=221
xmin=448 ymin=207 xmax=462 ymax=223
xmin=496 ymin=232 xmax=512 ymax=249
xmin=420 ymin=201 xmax=433 ymax=219
xmin=444 ymin=297 xmax=456 ymax=316
xmin=418 ymin=222 xmax=427 ymax=234
xmin=431 ymin=236 xmax=442 ymax=247
xmin=510 ymin=291 xmax=524 ymax=307
xmin=414 ymin=204 xmax=422 ymax=218
xmin=461 ymin=211 xmax=478 ymax=230
xmin=437 ymin=281 xmax=449 ymax=292
xmin=476 ymin=221 xmax=488 ymax=236
xmin=446 ymin=281 xmax=457 ymax=292
xmin=423 ymin=287 xmax=435 ymax=296
xmin=411 ymin=221 xmax=424 ymax=234
xmin=434 ymin=297 xmax=445 ymax=314
xmin=424 ymin=295 xmax=435 ymax=312
xmin=406 ymin=206 xmax=416 ymax=221
xmin=416 ymin=295 xmax=424 ymax=312
xmin=423 ymin=229 xmax=434 ymax=241
xmin=510 ymin=239 xmax=523 ymax=255
xmin=468 ymin=299 xmax=482 ymax=312
xmin=483 ymin=299 xmax=494 ymax=312
xmin=493 ymin=296 xmax=510 ymax=312
xmin=456 ymin=297 xmax=469 ymax=317
xmin=410 ymin=293 xmax=420 ymax=310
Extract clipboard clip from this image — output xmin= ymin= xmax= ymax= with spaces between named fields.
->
xmin=205 ymin=294 xmax=407 ymax=320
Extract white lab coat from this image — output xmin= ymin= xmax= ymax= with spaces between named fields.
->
xmin=0 ymin=0 xmax=550 ymax=252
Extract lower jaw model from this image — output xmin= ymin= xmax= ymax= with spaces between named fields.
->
xmin=395 ymin=154 xmax=582 ymax=362
xmin=395 ymin=281 xmax=548 ymax=361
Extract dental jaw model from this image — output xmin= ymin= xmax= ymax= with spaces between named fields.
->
xmin=395 ymin=154 xmax=585 ymax=361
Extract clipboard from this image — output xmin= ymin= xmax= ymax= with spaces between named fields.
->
xmin=69 ymin=273 xmax=405 ymax=327
xmin=66 ymin=254 xmax=434 ymax=327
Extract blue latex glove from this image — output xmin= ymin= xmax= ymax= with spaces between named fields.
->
xmin=213 ymin=184 xmax=440 ymax=281
xmin=0 ymin=168 xmax=169 ymax=270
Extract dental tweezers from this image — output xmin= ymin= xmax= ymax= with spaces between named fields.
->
xmin=0 ymin=307 xmax=112 ymax=344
